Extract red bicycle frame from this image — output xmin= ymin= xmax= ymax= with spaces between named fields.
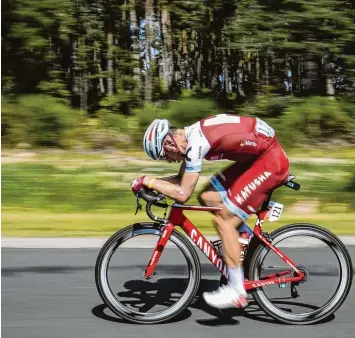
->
xmin=144 ymin=203 xmax=305 ymax=291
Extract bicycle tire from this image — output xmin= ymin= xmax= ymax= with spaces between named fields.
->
xmin=248 ymin=223 xmax=353 ymax=324
xmin=95 ymin=222 xmax=201 ymax=324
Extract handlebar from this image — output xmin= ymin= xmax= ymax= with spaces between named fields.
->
xmin=138 ymin=187 xmax=165 ymax=204
xmin=136 ymin=187 xmax=169 ymax=223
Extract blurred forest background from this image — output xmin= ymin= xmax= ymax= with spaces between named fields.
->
xmin=2 ymin=0 xmax=355 ymax=236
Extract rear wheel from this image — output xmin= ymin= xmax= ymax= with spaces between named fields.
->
xmin=95 ymin=222 xmax=201 ymax=324
xmin=248 ymin=223 xmax=353 ymax=324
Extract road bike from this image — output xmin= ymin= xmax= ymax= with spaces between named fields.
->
xmin=95 ymin=174 xmax=353 ymax=324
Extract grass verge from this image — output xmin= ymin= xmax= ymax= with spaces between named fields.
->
xmin=2 ymin=149 xmax=355 ymax=237
xmin=2 ymin=210 xmax=355 ymax=237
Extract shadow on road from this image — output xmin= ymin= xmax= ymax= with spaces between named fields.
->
xmin=92 ymin=278 xmax=335 ymax=326
xmin=92 ymin=303 xmax=193 ymax=324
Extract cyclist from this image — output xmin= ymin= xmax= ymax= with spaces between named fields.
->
xmin=131 ymin=113 xmax=290 ymax=309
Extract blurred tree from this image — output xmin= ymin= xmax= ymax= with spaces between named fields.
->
xmin=2 ymin=0 xmax=355 ymax=121
xmin=2 ymin=0 xmax=74 ymax=99
xmin=226 ymin=0 xmax=355 ymax=96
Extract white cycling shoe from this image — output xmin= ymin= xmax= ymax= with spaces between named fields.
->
xmin=203 ymin=284 xmax=248 ymax=309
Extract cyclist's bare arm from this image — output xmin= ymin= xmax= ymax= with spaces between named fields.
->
xmin=143 ymin=167 xmax=199 ymax=204
xmin=158 ymin=162 xmax=186 ymax=185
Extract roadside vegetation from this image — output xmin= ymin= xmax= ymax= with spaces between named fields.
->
xmin=3 ymin=0 xmax=355 ymax=237
xmin=2 ymin=149 xmax=355 ymax=236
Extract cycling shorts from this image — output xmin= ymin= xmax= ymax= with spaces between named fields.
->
xmin=210 ymin=142 xmax=290 ymax=220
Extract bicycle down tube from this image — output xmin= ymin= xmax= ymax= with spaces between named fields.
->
xmin=144 ymin=204 xmax=305 ymax=290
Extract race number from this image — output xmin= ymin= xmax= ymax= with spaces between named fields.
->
xmin=204 ymin=114 xmax=240 ymax=126
xmin=267 ymin=201 xmax=284 ymax=222
xmin=255 ymin=118 xmax=275 ymax=138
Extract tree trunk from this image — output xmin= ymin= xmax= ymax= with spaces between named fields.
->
xmin=178 ymin=29 xmax=188 ymax=89
xmin=107 ymin=24 xmax=113 ymax=97
xmin=161 ymin=6 xmax=173 ymax=90
xmin=223 ymin=53 xmax=229 ymax=93
xmin=195 ymin=31 xmax=202 ymax=87
xmin=129 ymin=0 xmax=141 ymax=92
xmin=80 ymin=72 xmax=88 ymax=111
xmin=298 ymin=56 xmax=302 ymax=92
xmin=255 ymin=53 xmax=260 ymax=93
xmin=94 ymin=47 xmax=105 ymax=94
xmin=197 ymin=53 xmax=202 ymax=86
xmin=271 ymin=53 xmax=275 ymax=85
xmin=326 ymin=77 xmax=335 ymax=96
xmin=78 ymin=36 xmax=88 ymax=111
xmin=223 ymin=42 xmax=230 ymax=93
xmin=175 ymin=47 xmax=181 ymax=85
xmin=210 ymin=32 xmax=218 ymax=89
xmin=144 ymin=0 xmax=154 ymax=102
xmin=324 ymin=60 xmax=335 ymax=96
xmin=302 ymin=52 xmax=320 ymax=95
xmin=237 ymin=59 xmax=245 ymax=97
xmin=71 ymin=38 xmax=79 ymax=96
xmin=264 ymin=53 xmax=269 ymax=86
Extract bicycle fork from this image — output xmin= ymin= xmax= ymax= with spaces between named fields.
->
xmin=144 ymin=223 xmax=175 ymax=279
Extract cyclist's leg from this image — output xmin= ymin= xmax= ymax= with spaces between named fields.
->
xmin=198 ymin=162 xmax=251 ymax=289
xmin=203 ymin=143 xmax=289 ymax=309
xmin=201 ymin=164 xmax=251 ymax=309
xmin=209 ymin=143 xmax=290 ymax=272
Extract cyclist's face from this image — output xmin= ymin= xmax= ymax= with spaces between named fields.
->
xmin=164 ymin=149 xmax=184 ymax=163
xmin=161 ymin=134 xmax=184 ymax=163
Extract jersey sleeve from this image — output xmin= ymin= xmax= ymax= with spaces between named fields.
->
xmin=184 ymin=125 xmax=210 ymax=173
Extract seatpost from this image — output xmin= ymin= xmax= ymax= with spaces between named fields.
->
xmin=260 ymin=191 xmax=273 ymax=211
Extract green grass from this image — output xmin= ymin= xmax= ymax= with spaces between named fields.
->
xmin=286 ymin=146 xmax=355 ymax=160
xmin=2 ymin=161 xmax=354 ymax=213
xmin=2 ymin=210 xmax=355 ymax=237
xmin=2 ymin=148 xmax=355 ymax=236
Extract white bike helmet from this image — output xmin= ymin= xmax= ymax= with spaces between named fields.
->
xmin=143 ymin=119 xmax=171 ymax=160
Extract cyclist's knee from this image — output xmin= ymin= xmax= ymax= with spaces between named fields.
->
xmin=197 ymin=191 xmax=206 ymax=206
xmin=213 ymin=207 xmax=243 ymax=232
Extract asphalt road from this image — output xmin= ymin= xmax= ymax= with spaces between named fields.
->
xmin=2 ymin=247 xmax=355 ymax=338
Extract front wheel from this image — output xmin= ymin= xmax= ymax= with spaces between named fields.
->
xmin=248 ymin=223 xmax=353 ymax=324
xmin=95 ymin=222 xmax=201 ymax=324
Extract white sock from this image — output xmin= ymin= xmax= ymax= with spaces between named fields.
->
xmin=228 ymin=267 xmax=245 ymax=293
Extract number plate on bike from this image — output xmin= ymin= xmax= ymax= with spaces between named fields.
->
xmin=267 ymin=202 xmax=284 ymax=222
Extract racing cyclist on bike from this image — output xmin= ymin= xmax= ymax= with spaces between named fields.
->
xmin=131 ymin=113 xmax=290 ymax=309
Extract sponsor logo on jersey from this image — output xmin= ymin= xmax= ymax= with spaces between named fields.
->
xmin=198 ymin=145 xmax=202 ymax=159
xmin=185 ymin=147 xmax=192 ymax=162
xmin=235 ymin=171 xmax=272 ymax=204
xmin=240 ymin=140 xmax=257 ymax=148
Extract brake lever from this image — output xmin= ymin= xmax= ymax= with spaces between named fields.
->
xmin=135 ymin=195 xmax=142 ymax=215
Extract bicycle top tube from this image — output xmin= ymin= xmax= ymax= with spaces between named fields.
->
xmin=172 ymin=203 xmax=222 ymax=212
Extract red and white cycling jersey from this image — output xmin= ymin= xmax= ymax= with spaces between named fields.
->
xmin=183 ymin=114 xmax=289 ymax=220
xmin=184 ymin=114 xmax=277 ymax=173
